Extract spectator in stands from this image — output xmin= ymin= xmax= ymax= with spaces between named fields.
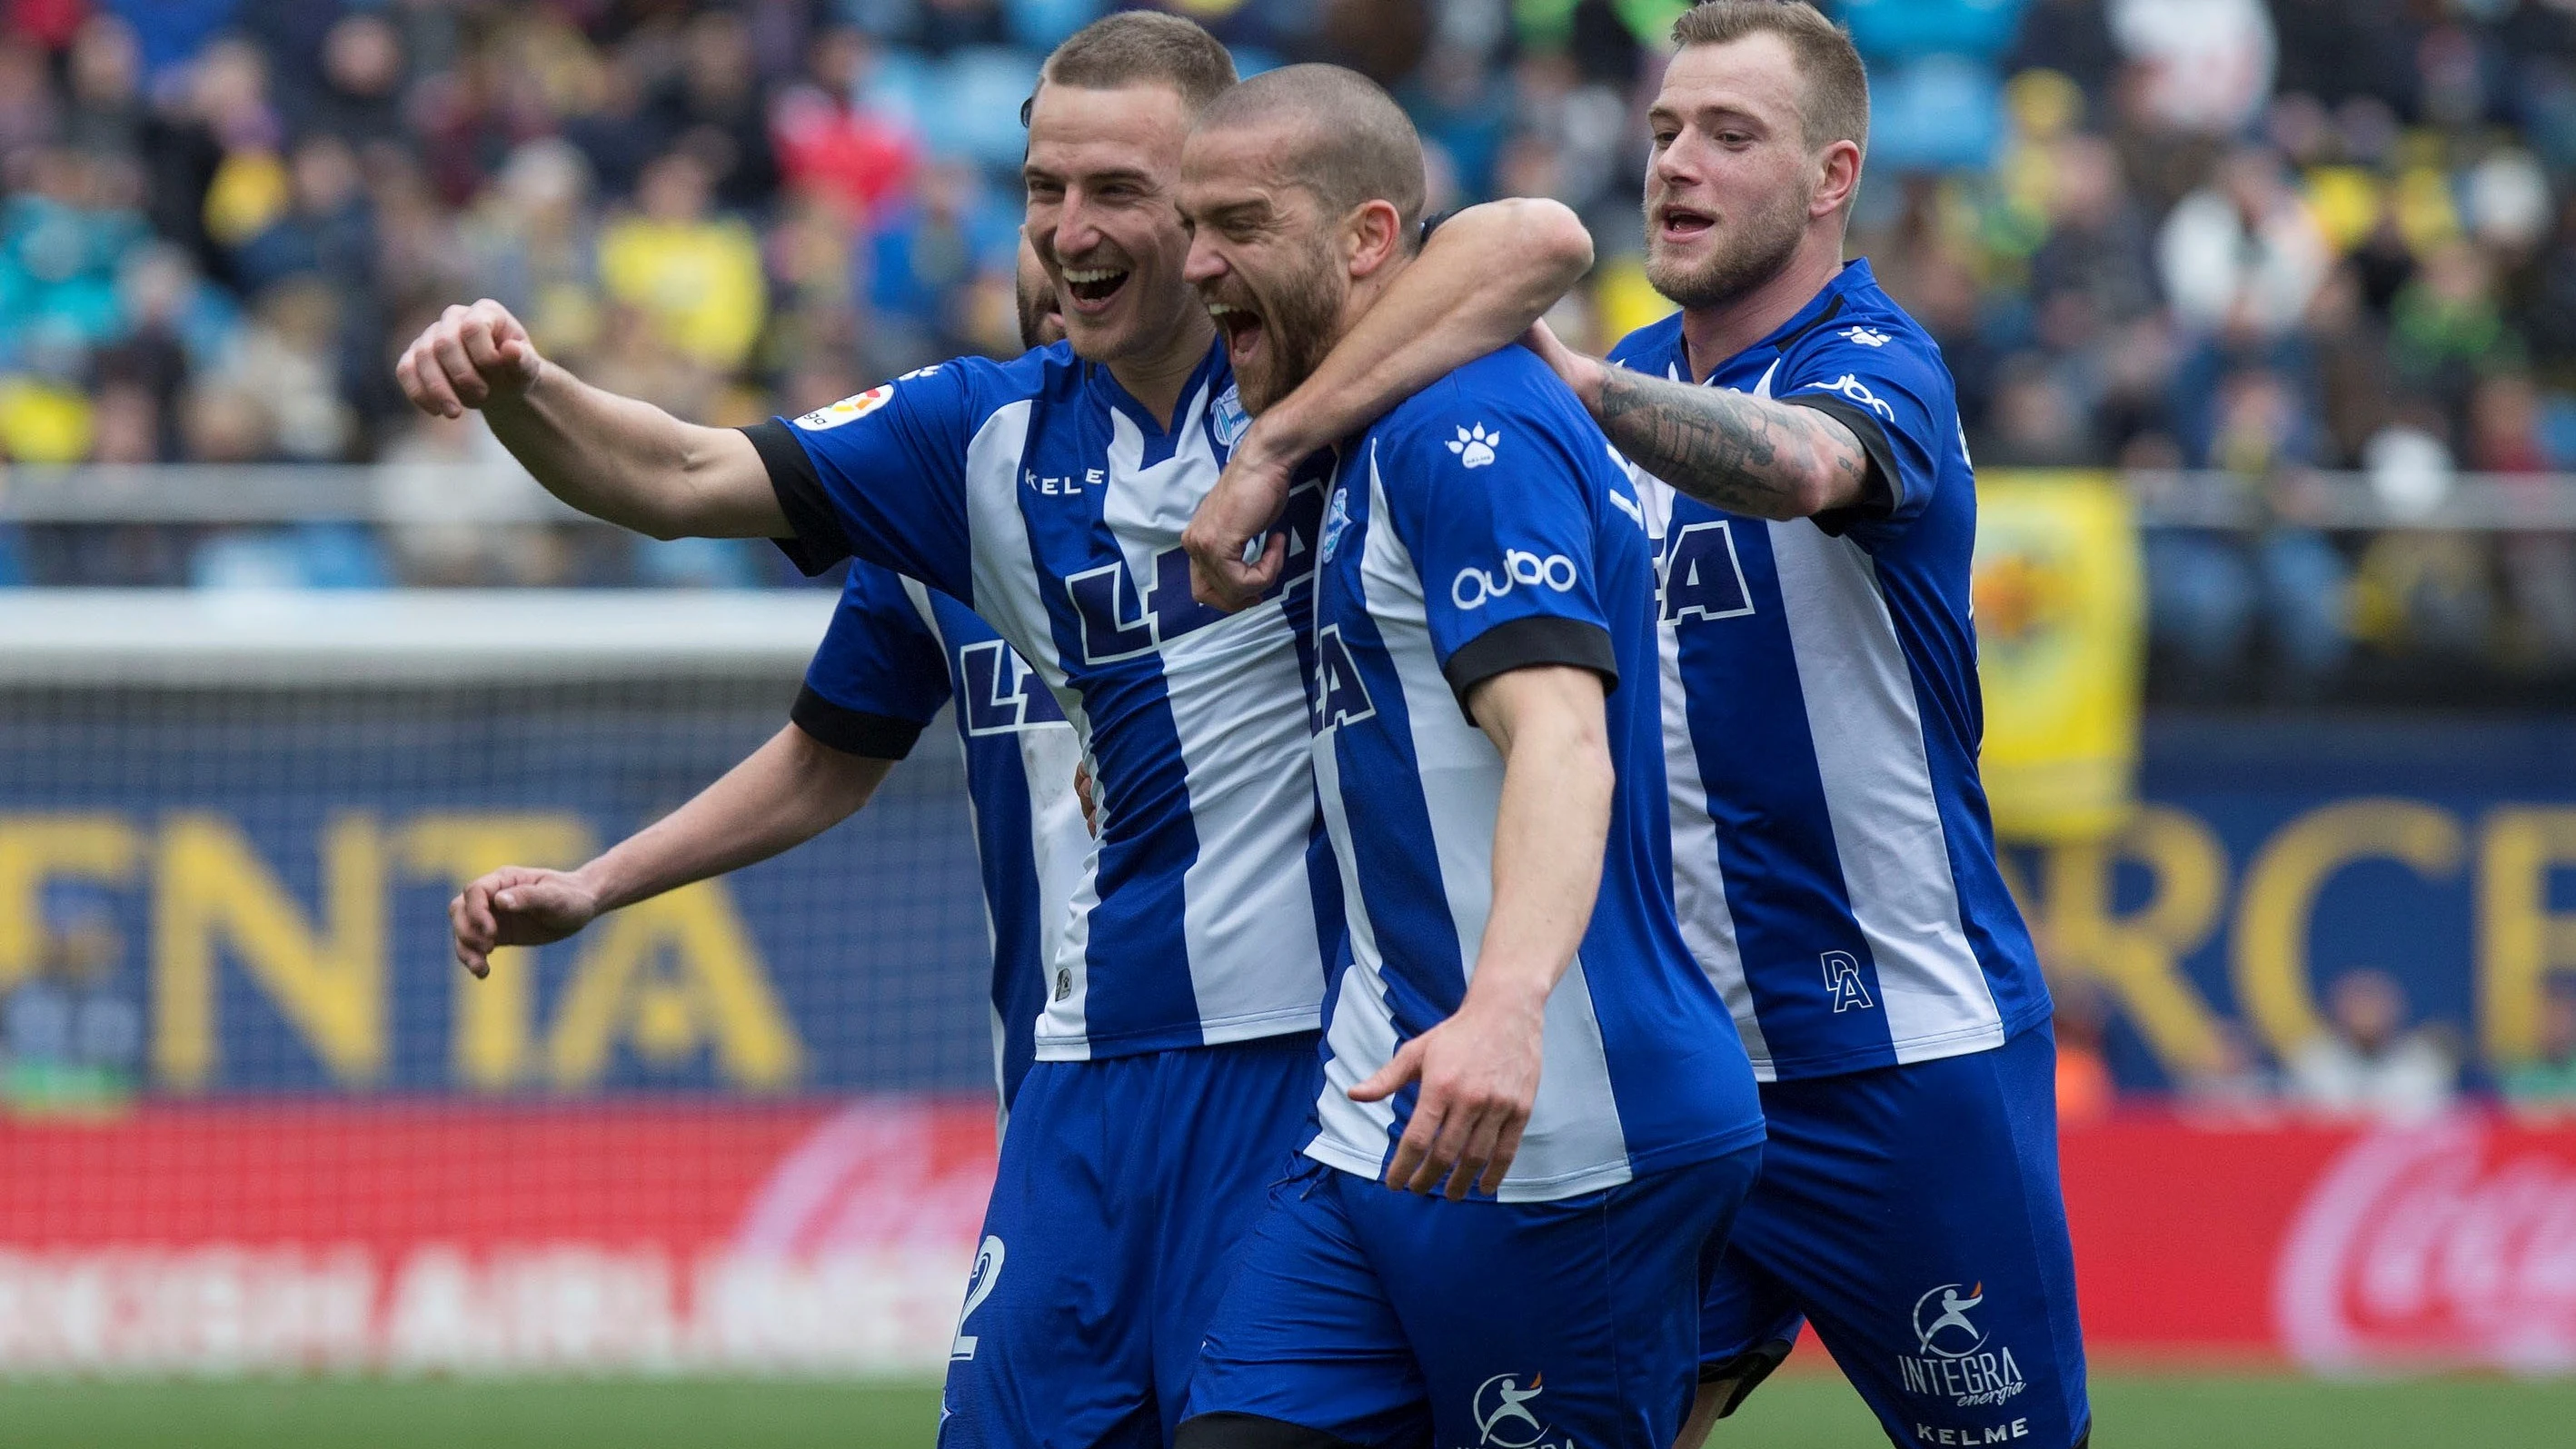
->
xmin=642 ymin=9 xmax=780 ymax=215
xmin=0 ymin=906 xmax=141 ymax=1110
xmin=2390 ymin=241 xmax=2522 ymax=426
xmin=2473 ymin=373 xmax=2576 ymax=666
xmin=597 ymin=149 xmax=766 ymax=376
xmin=0 ymin=0 xmax=2572 ymax=627
xmin=2286 ymin=968 xmax=2459 ymax=1123
xmin=2501 ymin=979 xmax=2576 ymax=1115
xmin=1980 ymin=353 xmax=2104 ymax=469
xmin=2157 ymin=145 xmax=2329 ymax=344
xmin=2175 ymin=1021 xmax=2278 ymax=1125
xmin=2146 ymin=368 xmax=2351 ymax=697
xmin=2050 ymin=973 xmax=2116 ymax=1129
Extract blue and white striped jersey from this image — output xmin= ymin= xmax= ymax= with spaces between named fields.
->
xmin=1301 ymin=346 xmax=1764 ymax=1203
xmin=1606 ymin=258 xmax=2051 ymax=1082
xmin=794 ymin=561 xmax=1089 ymax=1111
xmin=749 ymin=341 xmax=1338 ymax=1062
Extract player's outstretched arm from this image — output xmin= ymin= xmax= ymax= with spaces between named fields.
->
xmin=1349 ymin=665 xmax=1612 ymax=1199
xmin=1183 ymin=198 xmax=1595 ymax=609
xmin=449 ymin=722 xmax=890 ymax=978
xmin=1522 ymin=318 xmax=1870 ymax=521
xmin=395 ymin=299 xmax=787 ymax=541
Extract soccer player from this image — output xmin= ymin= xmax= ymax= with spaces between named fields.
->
xmin=1170 ymin=67 xmax=1765 ymax=1449
xmin=447 ymin=244 xmax=1077 ymax=1119
xmin=394 ymin=15 xmax=1594 ymax=1446
xmin=447 ymin=560 xmax=1085 ymax=1117
xmin=1184 ymin=7 xmax=2091 ymax=1449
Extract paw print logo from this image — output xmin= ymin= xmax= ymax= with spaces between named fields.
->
xmin=1839 ymin=326 xmax=1891 ymax=348
xmin=1447 ymin=423 xmax=1501 ymax=470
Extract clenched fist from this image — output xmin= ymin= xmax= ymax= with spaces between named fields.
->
xmin=396 ymin=299 xmax=544 ymax=419
xmin=449 ymin=866 xmax=602 ymax=978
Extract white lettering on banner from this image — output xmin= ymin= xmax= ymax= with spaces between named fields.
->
xmin=0 ymin=1103 xmax=995 ymax=1375
xmin=0 ymin=1246 xmax=373 ymax=1372
xmin=2276 ymin=1117 xmax=2576 ymax=1373
xmin=0 ymin=1246 xmax=973 ymax=1375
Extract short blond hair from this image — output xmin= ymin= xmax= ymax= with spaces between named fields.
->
xmin=1041 ymin=11 xmax=1238 ymax=114
xmin=1671 ymin=1 xmax=1869 ymax=158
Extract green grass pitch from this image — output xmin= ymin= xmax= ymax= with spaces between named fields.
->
xmin=2 ymin=1371 xmax=2572 ymax=1448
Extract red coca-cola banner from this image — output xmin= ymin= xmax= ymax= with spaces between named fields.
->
xmin=3 ymin=1102 xmax=2572 ymax=1375
xmin=0 ymin=1098 xmax=999 ymax=1374
xmin=2065 ymin=1111 xmax=2576 ymax=1371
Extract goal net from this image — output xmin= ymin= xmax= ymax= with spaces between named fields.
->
xmin=0 ymin=590 xmax=998 ymax=1375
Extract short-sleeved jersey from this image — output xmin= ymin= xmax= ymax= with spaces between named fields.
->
xmin=794 ymin=561 xmax=1090 ymax=1111
xmin=1300 ymin=346 xmax=1764 ymax=1203
xmin=748 ymin=342 xmax=1338 ymax=1062
xmin=1606 ymin=258 xmax=2049 ymax=1081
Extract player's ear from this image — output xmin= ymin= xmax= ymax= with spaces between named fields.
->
xmin=1811 ymin=139 xmax=1863 ymax=220
xmin=1344 ymin=199 xmax=1405 ymax=280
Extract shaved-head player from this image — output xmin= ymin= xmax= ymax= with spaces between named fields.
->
xmin=1172 ymin=65 xmax=1764 ymax=1449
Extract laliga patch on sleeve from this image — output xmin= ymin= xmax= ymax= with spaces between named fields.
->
xmin=795 ymin=384 xmax=895 ymax=431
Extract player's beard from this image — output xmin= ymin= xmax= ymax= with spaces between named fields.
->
xmin=1644 ymin=180 xmax=1809 ymax=311
xmin=1017 ymin=272 xmax=1064 ymax=351
xmin=1226 ymin=234 xmax=1346 ymax=415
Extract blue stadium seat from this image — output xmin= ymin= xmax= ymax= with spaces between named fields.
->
xmin=925 ymin=46 xmax=1049 ymax=169
xmin=634 ymin=535 xmax=765 ymax=590
xmin=1006 ymin=0 xmax=1104 ymax=50
xmin=188 ymin=524 xmax=392 ymax=591
xmin=1865 ymin=55 xmax=2004 ymax=173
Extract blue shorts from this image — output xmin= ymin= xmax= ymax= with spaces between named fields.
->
xmin=1700 ymin=1024 xmax=2090 ymax=1449
xmin=1186 ymin=1145 xmax=1764 ymax=1449
xmin=938 ymin=1033 xmax=1321 ymax=1449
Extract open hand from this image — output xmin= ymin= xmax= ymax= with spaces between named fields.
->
xmin=396 ymin=299 xmax=545 ymax=419
xmin=450 ymin=866 xmax=602 ymax=978
xmin=1348 ymin=994 xmax=1545 ymax=1199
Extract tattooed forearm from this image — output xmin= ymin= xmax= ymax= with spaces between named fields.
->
xmin=1591 ymin=366 xmax=1870 ymax=520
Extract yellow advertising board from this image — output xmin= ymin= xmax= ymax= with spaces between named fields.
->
xmin=1973 ymin=470 xmax=2144 ymax=842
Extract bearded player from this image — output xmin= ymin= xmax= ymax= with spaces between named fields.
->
xmin=1186 ymin=6 xmax=2089 ymax=1448
xmin=398 ymin=15 xmax=1594 ymax=1447
xmin=1170 ymin=67 xmax=1763 ymax=1449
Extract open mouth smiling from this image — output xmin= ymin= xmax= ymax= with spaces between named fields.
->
xmin=1060 ymin=266 xmax=1129 ymax=310
xmin=1206 ymin=299 xmax=1264 ymax=367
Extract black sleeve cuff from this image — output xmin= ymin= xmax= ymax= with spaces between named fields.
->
xmin=790 ymin=683 xmax=927 ymax=759
xmin=741 ymin=419 xmax=851 ymax=575
xmin=1442 ymin=616 xmax=1618 ymax=721
xmin=1775 ymin=393 xmax=1901 ymax=538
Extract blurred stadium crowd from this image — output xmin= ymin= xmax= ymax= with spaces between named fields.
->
xmin=0 ymin=1 xmax=2571 ymax=688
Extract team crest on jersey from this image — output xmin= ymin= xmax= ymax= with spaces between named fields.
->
xmin=1822 ymin=950 xmax=1875 ymax=1012
xmin=1319 ymin=485 xmax=1353 ymax=563
xmin=1840 ymin=325 xmax=1892 ymax=347
xmin=1897 ymin=1281 xmax=2027 ymax=1414
xmin=1212 ymin=384 xmax=1250 ymax=448
xmin=794 ymin=384 xmax=895 ymax=431
xmin=1447 ymin=422 xmax=1500 ymax=469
